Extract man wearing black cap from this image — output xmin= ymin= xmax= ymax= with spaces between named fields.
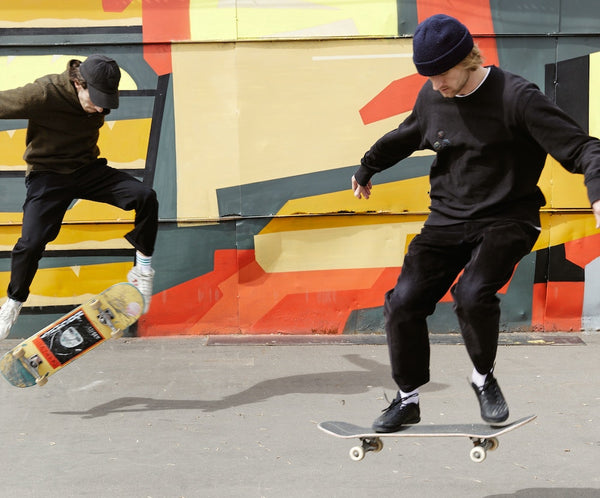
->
xmin=0 ymin=55 xmax=158 ymax=339
xmin=352 ymin=14 xmax=600 ymax=432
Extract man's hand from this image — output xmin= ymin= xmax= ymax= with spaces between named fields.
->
xmin=352 ymin=175 xmax=372 ymax=200
xmin=593 ymin=199 xmax=600 ymax=228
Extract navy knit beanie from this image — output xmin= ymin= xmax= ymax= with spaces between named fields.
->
xmin=413 ymin=14 xmax=474 ymax=76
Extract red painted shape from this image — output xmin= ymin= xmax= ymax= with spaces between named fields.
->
xmin=101 ymin=0 xmax=189 ymax=75
xmin=138 ymin=249 xmax=250 ymax=336
xmin=361 ymin=0 xmax=499 ymax=125
xmin=542 ymin=281 xmax=584 ymax=331
xmin=438 ymin=269 xmax=512 ymax=303
xmin=142 ymin=0 xmax=190 ymax=42
xmin=141 ymin=0 xmax=191 ymax=75
xmin=564 ymin=232 xmax=600 ymax=268
xmin=245 ymin=267 xmax=400 ymax=334
xmin=531 ymin=283 xmax=547 ymax=330
xmin=359 ymin=73 xmax=425 ymax=125
xmin=143 ymin=44 xmax=174 ymax=76
xmin=416 ymin=0 xmax=498 ymax=65
xmin=137 ymin=249 xmax=401 ymax=336
xmin=102 ymin=0 xmax=133 ymax=12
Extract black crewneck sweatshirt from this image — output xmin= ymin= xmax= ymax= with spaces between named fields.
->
xmin=355 ymin=66 xmax=600 ymax=227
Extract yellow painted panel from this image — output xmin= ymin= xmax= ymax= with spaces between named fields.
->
xmin=0 ymin=200 xmax=135 ymax=226
xmin=190 ymin=0 xmax=237 ymax=41
xmin=0 ymin=120 xmax=148 ymax=169
xmin=546 ymin=212 xmax=598 ymax=247
xmin=539 ymin=156 xmax=590 ymax=209
xmin=172 ymin=43 xmax=240 ymax=220
xmin=190 ymin=0 xmax=397 ymax=41
xmin=254 ymin=220 xmax=424 ymax=273
xmin=0 ymin=129 xmax=27 ymax=167
xmin=97 ymin=119 xmax=151 ymax=164
xmin=276 ymin=176 xmax=431 ymax=218
xmin=0 ymin=0 xmax=141 ymax=26
xmin=255 ymin=210 xmax=598 ymax=274
xmin=237 ymin=1 xmax=397 ymax=38
xmin=0 ymin=221 xmax=133 ymax=251
xmin=260 ymin=212 xmax=426 ymax=234
xmin=0 ymin=262 xmax=131 ymax=306
xmin=63 ymin=200 xmax=135 ymax=223
xmin=0 ymin=56 xmax=137 ymax=92
xmin=172 ymin=39 xmax=415 ymax=218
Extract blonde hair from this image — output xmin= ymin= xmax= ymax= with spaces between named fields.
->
xmin=461 ymin=45 xmax=483 ymax=71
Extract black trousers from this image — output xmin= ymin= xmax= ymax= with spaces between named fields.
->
xmin=383 ymin=220 xmax=540 ymax=392
xmin=8 ymin=161 xmax=159 ymax=302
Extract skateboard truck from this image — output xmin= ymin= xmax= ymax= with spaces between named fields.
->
xmin=349 ymin=433 xmax=499 ymax=462
xmin=90 ymin=300 xmax=123 ymax=339
xmin=319 ymin=416 xmax=535 ymax=463
xmin=11 ymin=347 xmax=48 ymax=386
xmin=349 ymin=437 xmax=384 ymax=461
xmin=469 ymin=436 xmax=499 ymax=463
xmin=0 ymin=283 xmax=144 ymax=389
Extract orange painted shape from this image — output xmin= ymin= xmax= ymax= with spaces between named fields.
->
xmin=359 ymin=73 xmax=425 ymax=125
xmin=361 ymin=1 xmax=499 ymax=126
xmin=564 ymin=232 xmax=600 ymax=268
xmin=416 ymin=0 xmax=499 ymax=66
xmin=138 ymin=249 xmax=402 ymax=336
xmin=242 ymin=266 xmax=400 ymax=334
xmin=531 ymin=283 xmax=546 ymax=330
xmin=143 ymin=44 xmax=173 ymax=76
xmin=438 ymin=270 xmax=512 ymax=303
xmin=542 ymin=281 xmax=584 ymax=331
xmin=142 ymin=0 xmax=190 ymax=42
xmin=137 ymin=249 xmax=249 ymax=336
xmin=140 ymin=0 xmax=191 ymax=75
xmin=102 ymin=0 xmax=133 ymax=12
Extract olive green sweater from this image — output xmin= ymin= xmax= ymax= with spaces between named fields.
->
xmin=0 ymin=62 xmax=106 ymax=175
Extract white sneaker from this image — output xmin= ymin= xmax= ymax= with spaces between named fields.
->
xmin=127 ymin=266 xmax=155 ymax=313
xmin=0 ymin=299 xmax=23 ymax=339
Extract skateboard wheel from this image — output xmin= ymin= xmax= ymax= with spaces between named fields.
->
xmin=372 ymin=439 xmax=384 ymax=453
xmin=90 ymin=299 xmax=101 ymax=310
xmin=35 ymin=375 xmax=48 ymax=387
xmin=12 ymin=347 xmax=25 ymax=359
xmin=488 ymin=437 xmax=499 ymax=451
xmin=111 ymin=329 xmax=123 ymax=339
xmin=469 ymin=446 xmax=487 ymax=463
xmin=349 ymin=446 xmax=365 ymax=461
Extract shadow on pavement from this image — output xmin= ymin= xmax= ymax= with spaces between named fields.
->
xmin=50 ymin=353 xmax=448 ymax=418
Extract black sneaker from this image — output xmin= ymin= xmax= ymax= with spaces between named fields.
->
xmin=471 ymin=375 xmax=509 ymax=424
xmin=372 ymin=392 xmax=420 ymax=433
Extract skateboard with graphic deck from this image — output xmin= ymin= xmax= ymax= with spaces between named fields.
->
xmin=318 ymin=414 xmax=536 ymax=462
xmin=0 ymin=282 xmax=144 ymax=388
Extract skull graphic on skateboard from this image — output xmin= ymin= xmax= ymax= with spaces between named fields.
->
xmin=0 ymin=282 xmax=144 ymax=388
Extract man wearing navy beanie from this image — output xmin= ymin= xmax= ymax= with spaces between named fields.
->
xmin=352 ymin=14 xmax=600 ymax=432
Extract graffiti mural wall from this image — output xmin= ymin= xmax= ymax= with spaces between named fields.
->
xmin=1 ymin=0 xmax=599 ymax=337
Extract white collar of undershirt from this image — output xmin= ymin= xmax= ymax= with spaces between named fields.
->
xmin=456 ymin=66 xmax=491 ymax=98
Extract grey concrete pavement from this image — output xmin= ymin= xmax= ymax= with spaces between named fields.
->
xmin=0 ymin=333 xmax=598 ymax=498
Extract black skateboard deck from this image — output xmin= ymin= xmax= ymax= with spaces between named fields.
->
xmin=318 ymin=414 xmax=536 ymax=462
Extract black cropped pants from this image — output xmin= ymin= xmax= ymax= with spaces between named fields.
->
xmin=8 ymin=161 xmax=158 ymax=302
xmin=383 ymin=220 xmax=540 ymax=392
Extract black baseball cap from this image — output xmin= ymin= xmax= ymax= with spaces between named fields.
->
xmin=79 ymin=55 xmax=121 ymax=109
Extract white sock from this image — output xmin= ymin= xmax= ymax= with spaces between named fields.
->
xmin=5 ymin=298 xmax=22 ymax=308
xmin=135 ymin=251 xmax=153 ymax=273
xmin=399 ymin=388 xmax=419 ymax=404
xmin=471 ymin=368 xmax=488 ymax=388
